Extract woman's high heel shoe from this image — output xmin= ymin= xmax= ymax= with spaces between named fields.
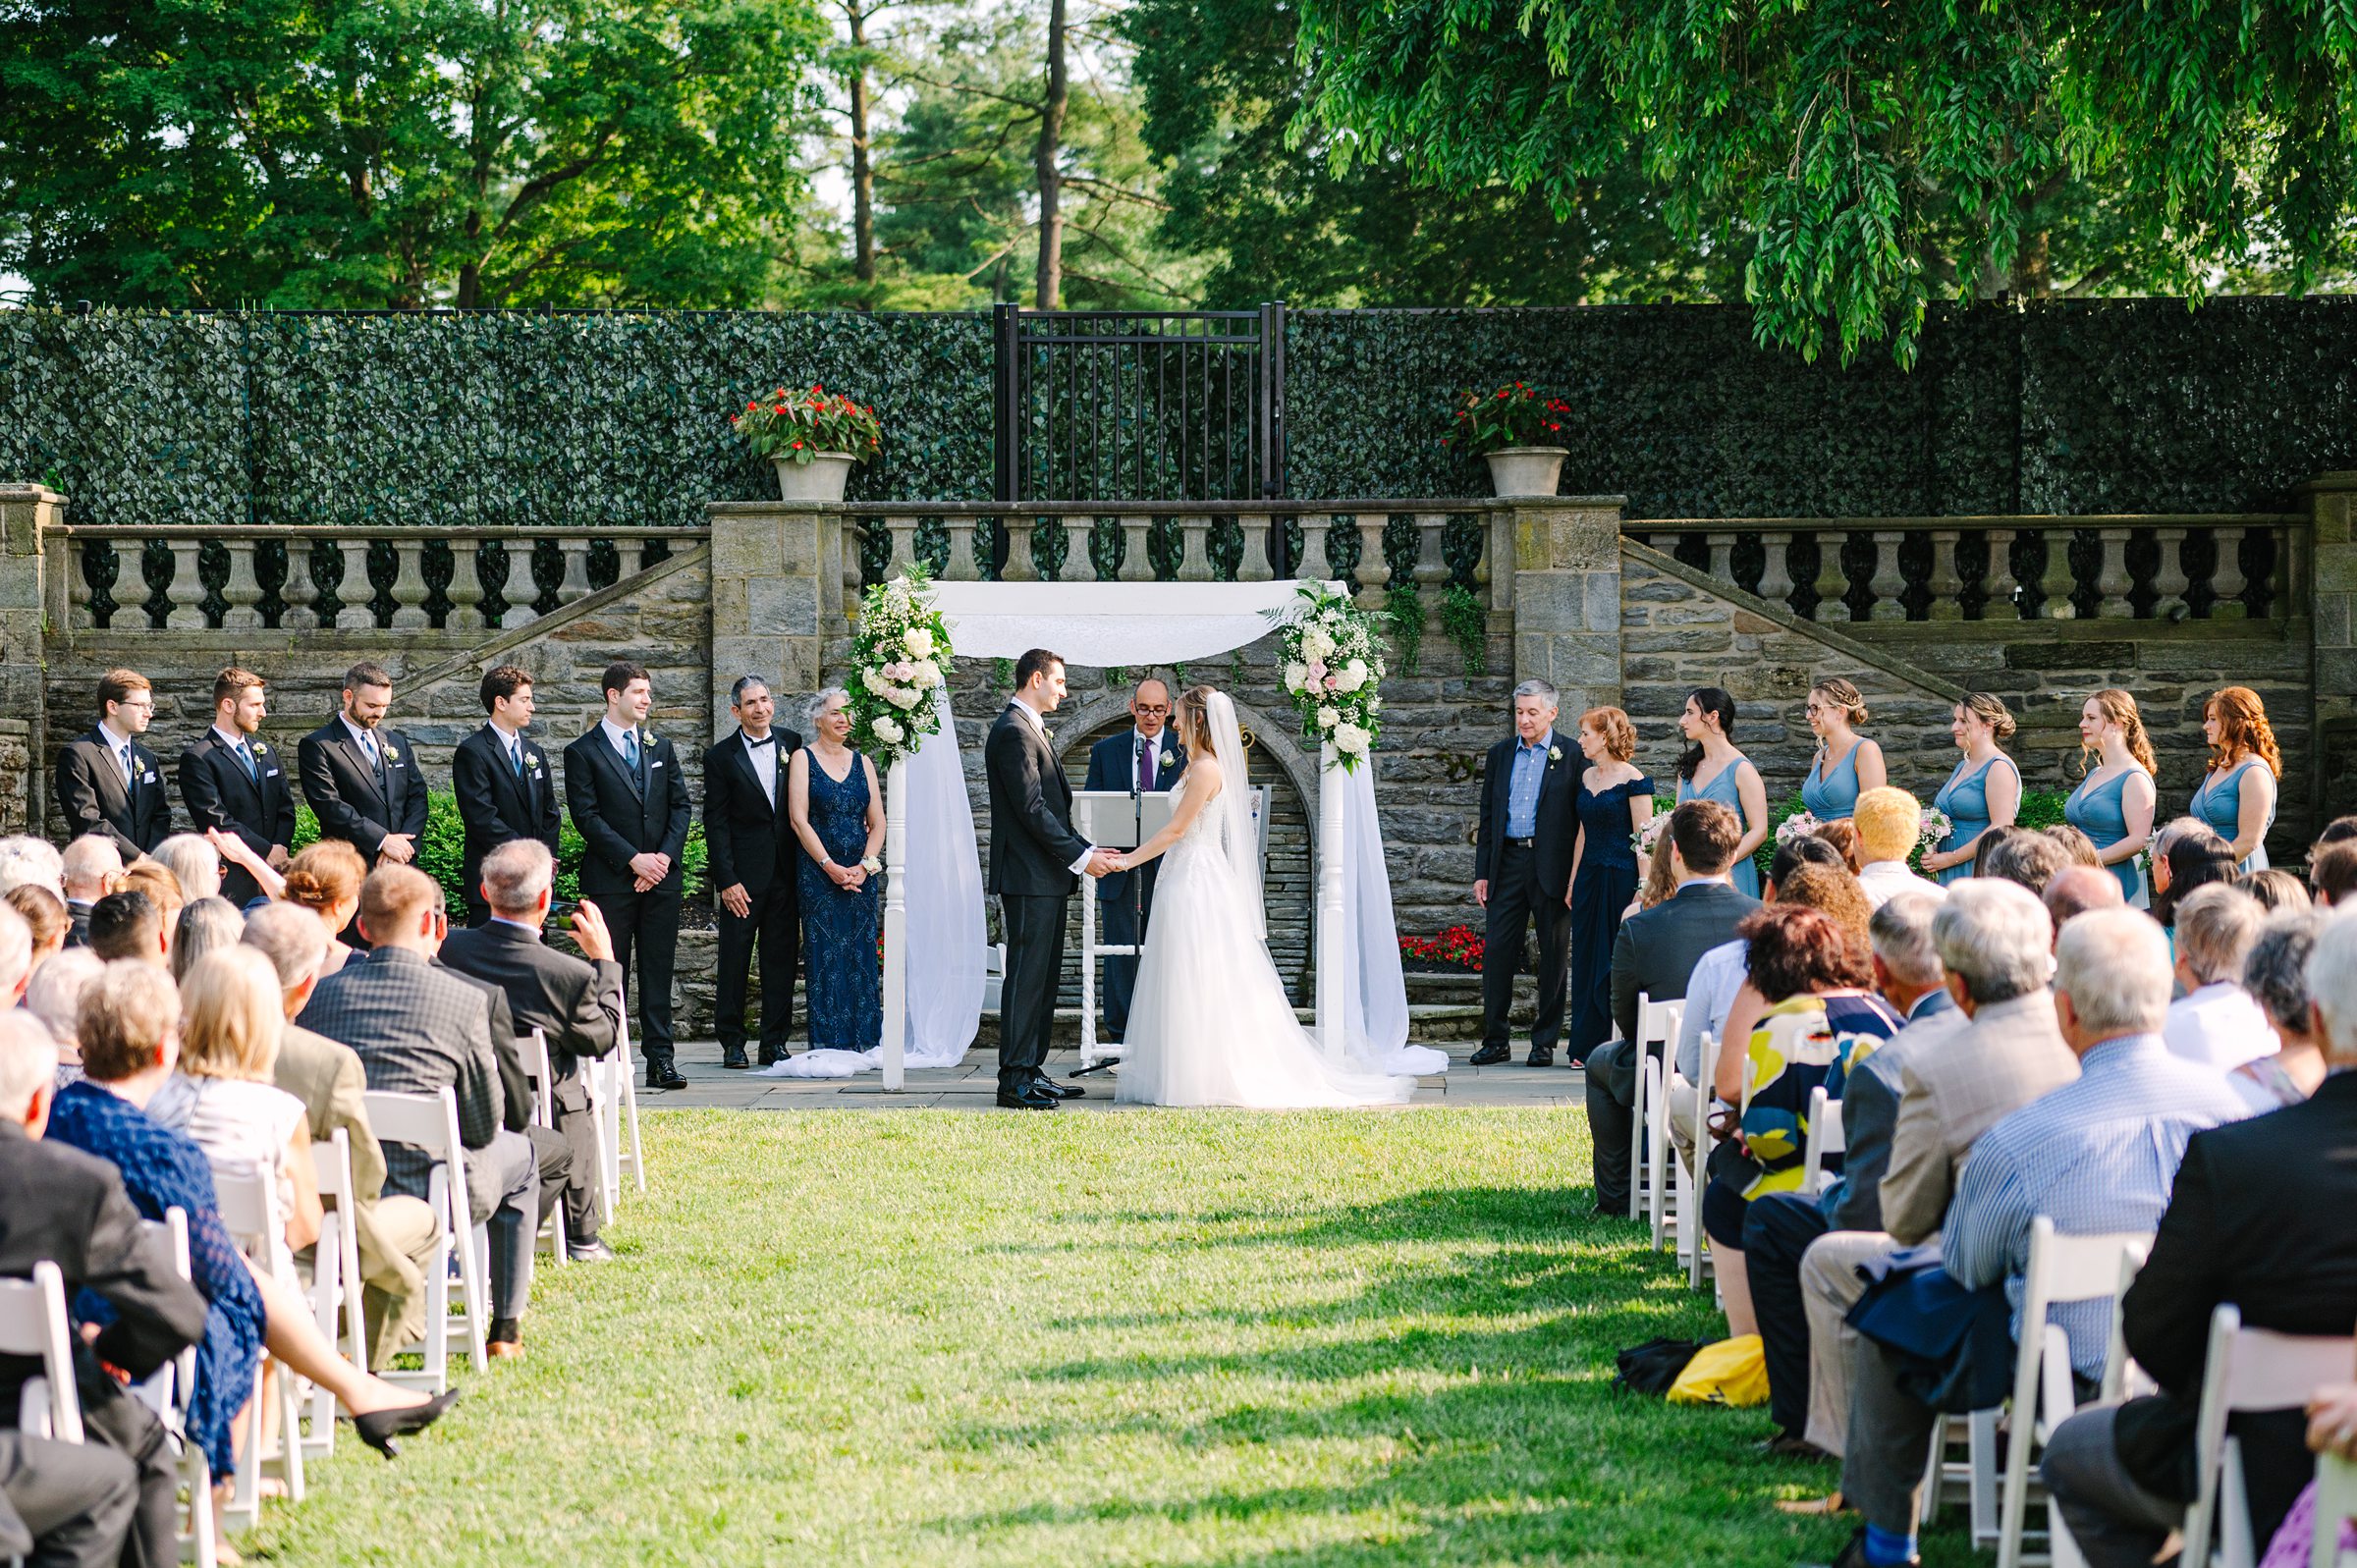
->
xmin=353 ymin=1388 xmax=462 ymax=1458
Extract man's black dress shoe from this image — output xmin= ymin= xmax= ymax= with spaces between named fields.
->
xmin=1031 ymin=1073 xmax=1086 ymax=1100
xmin=1525 ymin=1047 xmax=1555 ymax=1067
xmin=756 ymin=1046 xmax=782 ymax=1067
xmin=1467 ymin=1043 xmax=1511 ymax=1066
xmin=646 ymin=1061 xmax=688 ymax=1091
xmin=997 ymin=1082 xmax=1059 ymax=1109
xmin=720 ymin=1047 xmax=750 ymax=1069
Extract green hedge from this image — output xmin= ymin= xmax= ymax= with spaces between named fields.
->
xmin=290 ymin=790 xmax=708 ymax=911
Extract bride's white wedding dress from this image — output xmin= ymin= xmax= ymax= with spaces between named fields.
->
xmin=1116 ymin=708 xmax=1417 ymax=1109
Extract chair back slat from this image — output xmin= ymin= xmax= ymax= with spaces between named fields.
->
xmin=0 ymin=1263 xmax=82 ymax=1442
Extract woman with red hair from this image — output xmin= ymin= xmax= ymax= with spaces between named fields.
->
xmin=2192 ymin=685 xmax=2281 ymax=872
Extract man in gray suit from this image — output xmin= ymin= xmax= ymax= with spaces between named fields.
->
xmin=1584 ymin=799 xmax=1761 ymax=1215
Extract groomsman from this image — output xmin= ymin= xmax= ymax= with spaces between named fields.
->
xmin=451 ymin=665 xmax=561 ymax=927
xmin=178 ymin=667 xmax=295 ymax=906
xmin=1471 ymin=678 xmax=1586 ymax=1067
xmin=55 ymin=668 xmax=171 ymax=859
xmin=703 ymin=676 xmax=803 ymax=1069
xmin=565 ymin=661 xmax=692 ymax=1091
xmin=298 ymin=661 xmax=428 ymax=870
xmin=1081 ymin=678 xmax=1185 ymax=1042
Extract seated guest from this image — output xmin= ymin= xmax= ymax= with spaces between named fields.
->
xmin=117 ymin=865 xmax=183 ymax=961
xmin=2152 ymin=821 xmax=2238 ymax=930
xmin=0 ymin=1008 xmax=208 ymax=1568
xmin=279 ymin=839 xmax=366 ymax=975
xmin=26 ymin=947 xmax=103 ymax=1086
xmin=2042 ymin=863 xmax=2125 ymax=938
xmin=1831 ymin=907 xmax=2244 ymax=1568
xmin=1980 ymin=828 xmax=2074 ymax=893
xmin=299 ymin=865 xmax=541 ymax=1359
xmin=2044 ymin=823 xmax=2104 ymax=867
xmin=2315 ymin=840 xmax=2357 ymax=908
xmin=150 ymin=834 xmax=224 ymax=903
xmin=2239 ymin=866 xmax=2312 ymax=913
xmin=3 ymin=883 xmax=66 ymax=979
xmin=2041 ymin=911 xmax=2357 ymax=1566
xmin=0 ymin=837 xmax=64 ymax=899
xmin=87 ymin=892 xmax=165 ymax=967
xmin=59 ymin=837 xmax=121 ymax=948
xmin=1814 ymin=818 xmax=1862 ymax=874
xmin=2228 ymin=910 xmax=2328 ymax=1110
xmin=1585 ymin=800 xmax=1761 ymax=1215
xmin=2320 ymin=815 xmax=2357 ymax=851
xmin=205 ymin=827 xmax=285 ymax=904
xmin=1851 ymin=787 xmax=1944 ymax=909
xmin=2163 ymin=883 xmax=2275 ymax=1070
xmin=167 ymin=895 xmax=245 ymax=984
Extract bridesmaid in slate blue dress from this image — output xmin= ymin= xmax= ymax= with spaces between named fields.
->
xmin=1799 ymin=677 xmax=1885 ymax=821
xmin=2191 ymin=685 xmax=2281 ymax=872
xmin=2064 ymin=688 xmax=2159 ymax=907
xmin=1674 ymin=686 xmax=1767 ymax=899
xmin=1923 ymin=693 xmax=2023 ymax=885
xmin=789 ymin=687 xmax=887 ymax=1050
xmin=1566 ymin=705 xmax=1655 ymax=1058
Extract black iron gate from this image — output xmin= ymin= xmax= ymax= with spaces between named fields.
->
xmin=992 ymin=302 xmax=1287 ymax=504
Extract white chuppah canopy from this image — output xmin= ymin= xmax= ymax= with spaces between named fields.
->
xmin=767 ymin=579 xmax=1439 ymax=1086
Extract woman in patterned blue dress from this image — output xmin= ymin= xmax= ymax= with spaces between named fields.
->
xmin=790 ymin=687 xmax=886 ymax=1051
xmin=1922 ymin=692 xmax=2023 ymax=885
xmin=1674 ymin=686 xmax=1768 ymax=899
xmin=2064 ymin=688 xmax=2159 ymax=906
xmin=1565 ymin=705 xmax=1654 ymax=1061
xmin=1799 ymin=678 xmax=1885 ymax=822
xmin=2190 ymin=685 xmax=2280 ymax=873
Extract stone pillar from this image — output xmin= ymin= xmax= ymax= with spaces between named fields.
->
xmin=0 ymin=486 xmax=58 ymax=836
xmin=2303 ymin=471 xmax=2357 ymax=828
xmin=705 ymin=501 xmax=849 ymax=742
xmin=1507 ymin=496 xmax=1626 ymax=716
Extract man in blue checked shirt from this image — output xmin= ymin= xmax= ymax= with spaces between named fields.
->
xmin=1470 ymin=679 xmax=1584 ymax=1068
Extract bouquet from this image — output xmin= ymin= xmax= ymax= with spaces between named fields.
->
xmin=1631 ymin=807 xmax=1672 ymax=860
xmin=732 ymin=382 xmax=884 ymax=467
xmin=1270 ymin=581 xmax=1386 ymax=772
xmin=848 ymin=568 xmax=952 ymax=768
xmin=1775 ymin=811 xmax=1824 ymax=846
xmin=1918 ymin=806 xmax=1954 ymax=854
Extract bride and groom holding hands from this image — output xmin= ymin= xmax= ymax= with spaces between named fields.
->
xmin=983 ymin=649 xmax=1415 ymax=1111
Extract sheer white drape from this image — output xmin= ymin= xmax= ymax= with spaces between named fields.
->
xmin=1202 ymin=692 xmax=1264 ymax=942
xmin=1338 ymin=760 xmax=1447 ymax=1076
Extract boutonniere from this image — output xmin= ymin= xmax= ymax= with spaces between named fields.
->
xmin=1159 ymin=749 xmax=1176 ymax=769
xmin=1548 ymin=745 xmax=1562 ymax=763
xmin=251 ymin=743 xmax=269 ymax=757
xmin=1043 ymin=727 xmax=1055 ymax=742
xmin=384 ymin=745 xmax=401 ymax=762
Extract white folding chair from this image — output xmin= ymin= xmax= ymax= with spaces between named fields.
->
xmin=1675 ymin=1028 xmax=1721 ymax=1288
xmin=2183 ymin=1305 xmax=2355 ymax=1568
xmin=212 ymin=1166 xmax=304 ymax=1524
xmin=2314 ymin=1451 xmax=2357 ymax=1568
xmin=363 ymin=1087 xmax=488 ymax=1388
xmin=1995 ymin=1220 xmax=2155 ymax=1568
xmin=614 ymin=1007 xmax=644 ymax=1197
xmin=1627 ymin=994 xmax=1682 ymax=1220
xmin=0 ymin=1262 xmax=82 ymax=1442
xmin=517 ymin=1029 xmax=570 ymax=1265
xmin=302 ymin=1128 xmax=369 ymax=1456
xmin=1800 ymin=1086 xmax=1845 ymax=1198
xmin=135 ymin=1211 xmax=220 ymax=1568
xmin=1641 ymin=1052 xmax=1671 ymax=1246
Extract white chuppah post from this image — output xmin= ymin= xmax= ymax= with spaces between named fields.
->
xmin=881 ymin=757 xmax=909 ymax=1091
xmin=1316 ymin=742 xmax=1347 ymax=1061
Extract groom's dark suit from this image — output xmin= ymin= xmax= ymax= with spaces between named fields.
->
xmin=985 ymin=701 xmax=1092 ymax=1102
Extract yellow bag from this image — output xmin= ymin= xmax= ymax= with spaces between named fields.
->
xmin=1666 ymin=1334 xmax=1770 ymax=1407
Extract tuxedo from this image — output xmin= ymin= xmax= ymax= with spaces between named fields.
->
xmin=179 ymin=727 xmax=295 ymax=906
xmin=563 ymin=721 xmax=693 ymax=1071
xmin=702 ymin=726 xmax=804 ymax=1059
xmin=1081 ymin=730 xmax=1186 ymax=1038
xmin=985 ymin=701 xmax=1092 ymax=1091
xmin=1472 ymin=729 xmax=1586 ymax=1062
xmin=298 ymin=716 xmax=428 ymax=862
xmin=54 ymin=727 xmax=170 ymax=860
xmin=451 ymin=723 xmax=561 ymax=926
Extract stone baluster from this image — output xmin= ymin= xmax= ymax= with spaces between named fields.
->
xmin=942 ymin=516 xmax=979 ymax=583
xmin=1757 ymin=531 xmax=1794 ymax=610
xmin=280 ymin=542 xmax=320 ymax=632
xmin=2152 ymin=527 xmax=2189 ymax=619
xmin=1235 ymin=512 xmax=1274 ymax=582
xmin=2211 ymin=525 xmax=2248 ymax=614
xmin=446 ymin=539 xmax=486 ymax=632
xmin=1352 ymin=516 xmax=1391 ymax=609
xmin=219 ymin=539 xmax=263 ymax=630
xmin=557 ymin=539 xmax=594 ymax=607
xmin=1707 ymin=531 xmax=1738 ymax=586
xmin=1869 ymin=530 xmax=1907 ymax=621
xmin=883 ymin=516 xmax=920 ymax=582
xmin=1415 ymin=514 xmax=1451 ymax=589
xmin=1177 ymin=515 xmax=1214 ymax=582
xmin=336 ymin=541 xmax=376 ymax=629
xmin=1062 ymin=518 xmax=1095 ymax=582
xmin=163 ymin=540 xmax=208 ymax=628
xmin=67 ymin=547 xmax=93 ymax=628
xmin=1118 ymin=516 xmax=1154 ymax=582
xmin=2095 ymin=527 xmax=2132 ymax=619
xmin=1927 ymin=530 xmax=1964 ymax=619
xmin=1986 ymin=529 xmax=2021 ymax=619
xmin=389 ymin=538 xmax=430 ymax=629
xmin=1812 ymin=531 xmax=1848 ymax=621
xmin=1002 ymin=518 xmax=1038 ymax=582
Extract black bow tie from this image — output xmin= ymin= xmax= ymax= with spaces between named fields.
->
xmin=745 ymin=734 xmax=775 ymax=748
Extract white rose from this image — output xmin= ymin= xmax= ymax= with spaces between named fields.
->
xmin=1333 ymin=659 xmax=1369 ymax=693
xmin=1316 ymin=705 xmax=1341 ymax=730
xmin=911 ymin=658 xmax=942 ymax=688
xmin=1284 ymin=662 xmax=1308 ymax=693
xmin=1300 ymin=627 xmax=1335 ymax=662
xmin=861 ymin=668 xmax=889 ymax=696
xmin=886 ymin=685 xmax=920 ymax=711
xmin=872 ymin=715 xmax=904 ymax=744
xmin=1334 ymin=722 xmax=1370 ymax=756
xmin=903 ymin=627 xmax=934 ymax=659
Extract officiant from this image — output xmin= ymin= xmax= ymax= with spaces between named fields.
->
xmin=1084 ymin=678 xmax=1186 ymax=1043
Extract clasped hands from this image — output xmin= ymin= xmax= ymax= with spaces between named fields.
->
xmin=1086 ymin=849 xmax=1125 ymax=878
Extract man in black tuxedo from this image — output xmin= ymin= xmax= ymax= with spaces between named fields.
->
xmin=564 ymin=660 xmax=693 ymax=1091
xmin=1471 ymin=679 xmax=1587 ymax=1068
xmin=985 ymin=649 xmax=1118 ymax=1111
xmin=702 ymin=676 xmax=802 ymax=1069
xmin=451 ymin=665 xmax=561 ymax=928
xmin=54 ymin=668 xmax=171 ymax=861
xmin=1081 ymin=677 xmax=1185 ymax=1044
xmin=298 ymin=660 xmax=428 ymax=874
xmin=178 ymin=667 xmax=295 ymax=908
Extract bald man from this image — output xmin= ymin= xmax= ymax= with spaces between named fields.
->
xmin=1081 ymin=678 xmax=1187 ymax=1042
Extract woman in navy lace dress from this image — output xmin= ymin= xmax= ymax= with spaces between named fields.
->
xmin=790 ymin=688 xmax=887 ymax=1051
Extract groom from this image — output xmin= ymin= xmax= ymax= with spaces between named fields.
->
xmin=986 ymin=649 xmax=1119 ymax=1110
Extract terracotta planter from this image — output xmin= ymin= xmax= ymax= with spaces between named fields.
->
xmin=773 ymin=451 xmax=856 ymax=502
xmin=1484 ymin=446 xmax=1567 ymax=498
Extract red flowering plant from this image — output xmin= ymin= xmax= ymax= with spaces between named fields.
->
xmin=731 ymin=383 xmax=885 ymax=467
xmin=1399 ymin=924 xmax=1485 ymax=972
xmin=1443 ymin=382 xmax=1570 ymax=455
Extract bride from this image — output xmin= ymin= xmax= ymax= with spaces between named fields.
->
xmin=1106 ymin=686 xmax=1417 ymax=1108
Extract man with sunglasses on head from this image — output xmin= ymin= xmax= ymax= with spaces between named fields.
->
xmin=1081 ymin=677 xmax=1186 ymax=1045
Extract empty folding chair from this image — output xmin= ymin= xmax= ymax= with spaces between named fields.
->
xmin=613 ymin=1004 xmax=645 ymax=1198
xmin=1800 ymin=1086 xmax=1845 ymax=1198
xmin=2182 ymin=1304 xmax=2355 ymax=1568
xmin=0 ymin=1262 xmax=82 ymax=1442
xmin=518 ymin=1028 xmax=570 ymax=1264
xmin=212 ymin=1165 xmax=304 ymax=1523
xmin=302 ymin=1128 xmax=369 ymax=1457
xmin=362 ymin=1087 xmax=488 ymax=1388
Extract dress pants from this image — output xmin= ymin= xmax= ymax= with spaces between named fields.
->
xmin=1800 ymin=1230 xmax=1897 ymax=1455
xmin=601 ymin=885 xmax=682 ymax=1066
xmin=550 ymin=1076 xmax=601 ymax=1243
xmin=2041 ymin=1407 xmax=2188 ymax=1568
xmin=716 ymin=879 xmax=798 ymax=1054
xmin=1842 ymin=1335 xmax=1946 ymax=1535
xmin=1481 ymin=842 xmax=1569 ymax=1054
xmin=0 ymin=1432 xmax=138 ymax=1568
xmin=1097 ymin=866 xmax=1156 ymax=1039
xmin=1581 ymin=1036 xmax=1652 ymax=1213
xmin=525 ymin=1123 xmax=574 ymax=1238
xmin=460 ymin=1127 xmax=538 ymax=1325
xmin=999 ymin=893 xmax=1067 ymax=1086
xmin=359 ymin=1194 xmax=441 ymax=1372
xmin=1742 ymin=1192 xmax=1833 ymax=1438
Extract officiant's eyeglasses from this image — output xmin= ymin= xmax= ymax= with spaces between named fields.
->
xmin=1134 ymin=703 xmax=1170 ymax=716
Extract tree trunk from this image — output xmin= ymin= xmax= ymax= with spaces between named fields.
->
xmin=848 ymin=1 xmax=876 ymax=286
xmin=1032 ymin=0 xmax=1069 ymax=309
xmin=2014 ymin=228 xmax=2053 ymax=297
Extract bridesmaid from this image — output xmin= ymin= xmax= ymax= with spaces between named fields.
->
xmin=1565 ymin=705 xmax=1654 ymax=1060
xmin=1674 ymin=686 xmax=1768 ymax=899
xmin=2190 ymin=685 xmax=2281 ymax=872
xmin=1921 ymin=692 xmax=2022 ymax=886
xmin=1799 ymin=678 xmax=1886 ymax=821
xmin=789 ymin=686 xmax=887 ymax=1051
xmin=2063 ymin=688 xmax=2159 ymax=907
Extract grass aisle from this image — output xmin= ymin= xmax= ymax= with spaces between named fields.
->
xmin=251 ymin=1108 xmax=1981 ymax=1566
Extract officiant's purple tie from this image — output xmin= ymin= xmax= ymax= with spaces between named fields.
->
xmin=1137 ymin=742 xmax=1152 ymax=792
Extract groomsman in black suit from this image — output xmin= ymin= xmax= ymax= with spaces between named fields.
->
xmin=1470 ymin=678 xmax=1586 ymax=1068
xmin=702 ymin=676 xmax=802 ymax=1069
xmin=564 ymin=661 xmax=693 ymax=1091
xmin=178 ymin=667 xmax=295 ymax=907
xmin=450 ymin=665 xmax=561 ymax=927
xmin=298 ymin=661 xmax=428 ymax=872
xmin=1080 ymin=677 xmax=1185 ymax=1043
xmin=54 ymin=669 xmax=171 ymax=860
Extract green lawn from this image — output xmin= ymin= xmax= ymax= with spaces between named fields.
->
xmin=248 ymin=1108 xmax=1981 ymax=1566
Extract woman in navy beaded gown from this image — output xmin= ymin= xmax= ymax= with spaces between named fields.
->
xmin=1565 ymin=706 xmax=1655 ymax=1061
xmin=789 ymin=687 xmax=886 ymax=1051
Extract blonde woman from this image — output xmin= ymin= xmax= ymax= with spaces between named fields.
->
xmin=1799 ymin=678 xmax=1886 ymax=821
xmin=1922 ymin=693 xmax=2022 ymax=886
xmin=2064 ymin=688 xmax=2160 ymax=907
xmin=2191 ymin=685 xmax=2281 ymax=872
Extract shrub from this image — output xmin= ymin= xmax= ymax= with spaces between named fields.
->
xmin=291 ymin=791 xmax=707 ymax=911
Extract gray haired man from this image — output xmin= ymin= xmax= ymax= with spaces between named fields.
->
xmin=1470 ymin=679 xmax=1584 ymax=1066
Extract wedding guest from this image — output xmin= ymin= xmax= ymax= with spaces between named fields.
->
xmin=60 ymin=836 xmax=123 ymax=947
xmin=0 ymin=837 xmax=64 ymax=898
xmin=168 ymin=896 xmax=244 ymax=983
xmin=1813 ymin=818 xmax=1862 ymax=874
xmin=2315 ymin=842 xmax=2357 ymax=907
xmin=2045 ymin=823 xmax=2104 ymax=867
xmin=2192 ymin=685 xmax=2281 ymax=872
xmin=205 ymin=824 xmax=285 ymax=902
xmin=2238 ymin=866 xmax=2309 ymax=912
xmin=279 ymin=839 xmax=366 ymax=977
xmin=2162 ymin=883 xmax=2276 ymax=1071
xmin=55 ymin=669 xmax=170 ymax=861
xmin=2044 ymin=864 xmax=2126 ymax=938
xmin=2319 ymin=816 xmax=2357 ymax=852
xmin=178 ymin=666 xmax=295 ymax=908
xmin=1630 ymin=827 xmax=1677 ymax=917
xmin=1471 ymin=681 xmax=1583 ymax=1067
xmin=790 ymin=687 xmax=885 ymax=1054
xmin=1083 ymin=678 xmax=1184 ymax=1049
xmin=4 ymin=883 xmax=68 ymax=977
xmin=1922 ymin=693 xmax=2021 ymax=885
xmin=1674 ymin=686 xmax=1767 ymax=899
xmin=451 ymin=664 xmax=561 ymax=929
xmin=26 ymin=947 xmax=101 ymax=1081
xmin=1800 ymin=678 xmax=1885 ymax=822
xmin=703 ymin=675 xmax=803 ymax=1068
xmin=2231 ymin=909 xmax=2328 ymax=1110
xmin=0 ymin=905 xmax=28 ymax=1016
xmin=299 ymin=661 xmax=427 ymax=876
xmin=150 ymin=834 xmax=224 ymax=904
xmin=119 ymin=863 xmax=183 ymax=962
xmin=2151 ymin=821 xmax=2238 ymax=930
xmin=1852 ymin=787 xmax=1944 ymax=910
xmin=86 ymin=891 xmax=165 ymax=967
xmin=1566 ymin=706 xmax=1651 ymax=1063
xmin=2064 ymin=687 xmax=2159 ymax=906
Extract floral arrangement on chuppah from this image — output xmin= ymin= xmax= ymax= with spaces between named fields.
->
xmin=848 ymin=568 xmax=954 ymax=768
xmin=1271 ymin=581 xmax=1385 ymax=771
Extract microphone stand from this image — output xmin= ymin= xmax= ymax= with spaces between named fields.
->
xmin=1075 ymin=735 xmax=1148 ymax=1079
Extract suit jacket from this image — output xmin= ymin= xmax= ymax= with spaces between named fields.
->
xmin=1831 ymin=992 xmax=1968 ymax=1232
xmin=1609 ymin=879 xmax=1762 ymax=1046
xmin=438 ymin=918 xmax=624 ymax=1083
xmin=563 ymin=725 xmax=692 ymax=897
xmin=702 ymin=727 xmax=804 ymax=896
xmin=55 ymin=727 xmax=170 ymax=860
xmin=451 ymin=724 xmax=562 ymax=908
xmin=1877 ymin=989 xmax=2080 ymax=1246
xmin=298 ymin=717 xmax=427 ymax=861
xmin=435 ymin=961 xmax=527 ymax=1134
xmin=64 ymin=900 xmax=91 ymax=948
xmin=985 ymin=703 xmax=1089 ymax=899
xmin=179 ymin=729 xmax=296 ymax=905
xmin=271 ymin=1022 xmax=419 ymax=1302
xmin=1082 ymin=730 xmax=1187 ymax=905
xmin=1474 ymin=730 xmax=1586 ymax=898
